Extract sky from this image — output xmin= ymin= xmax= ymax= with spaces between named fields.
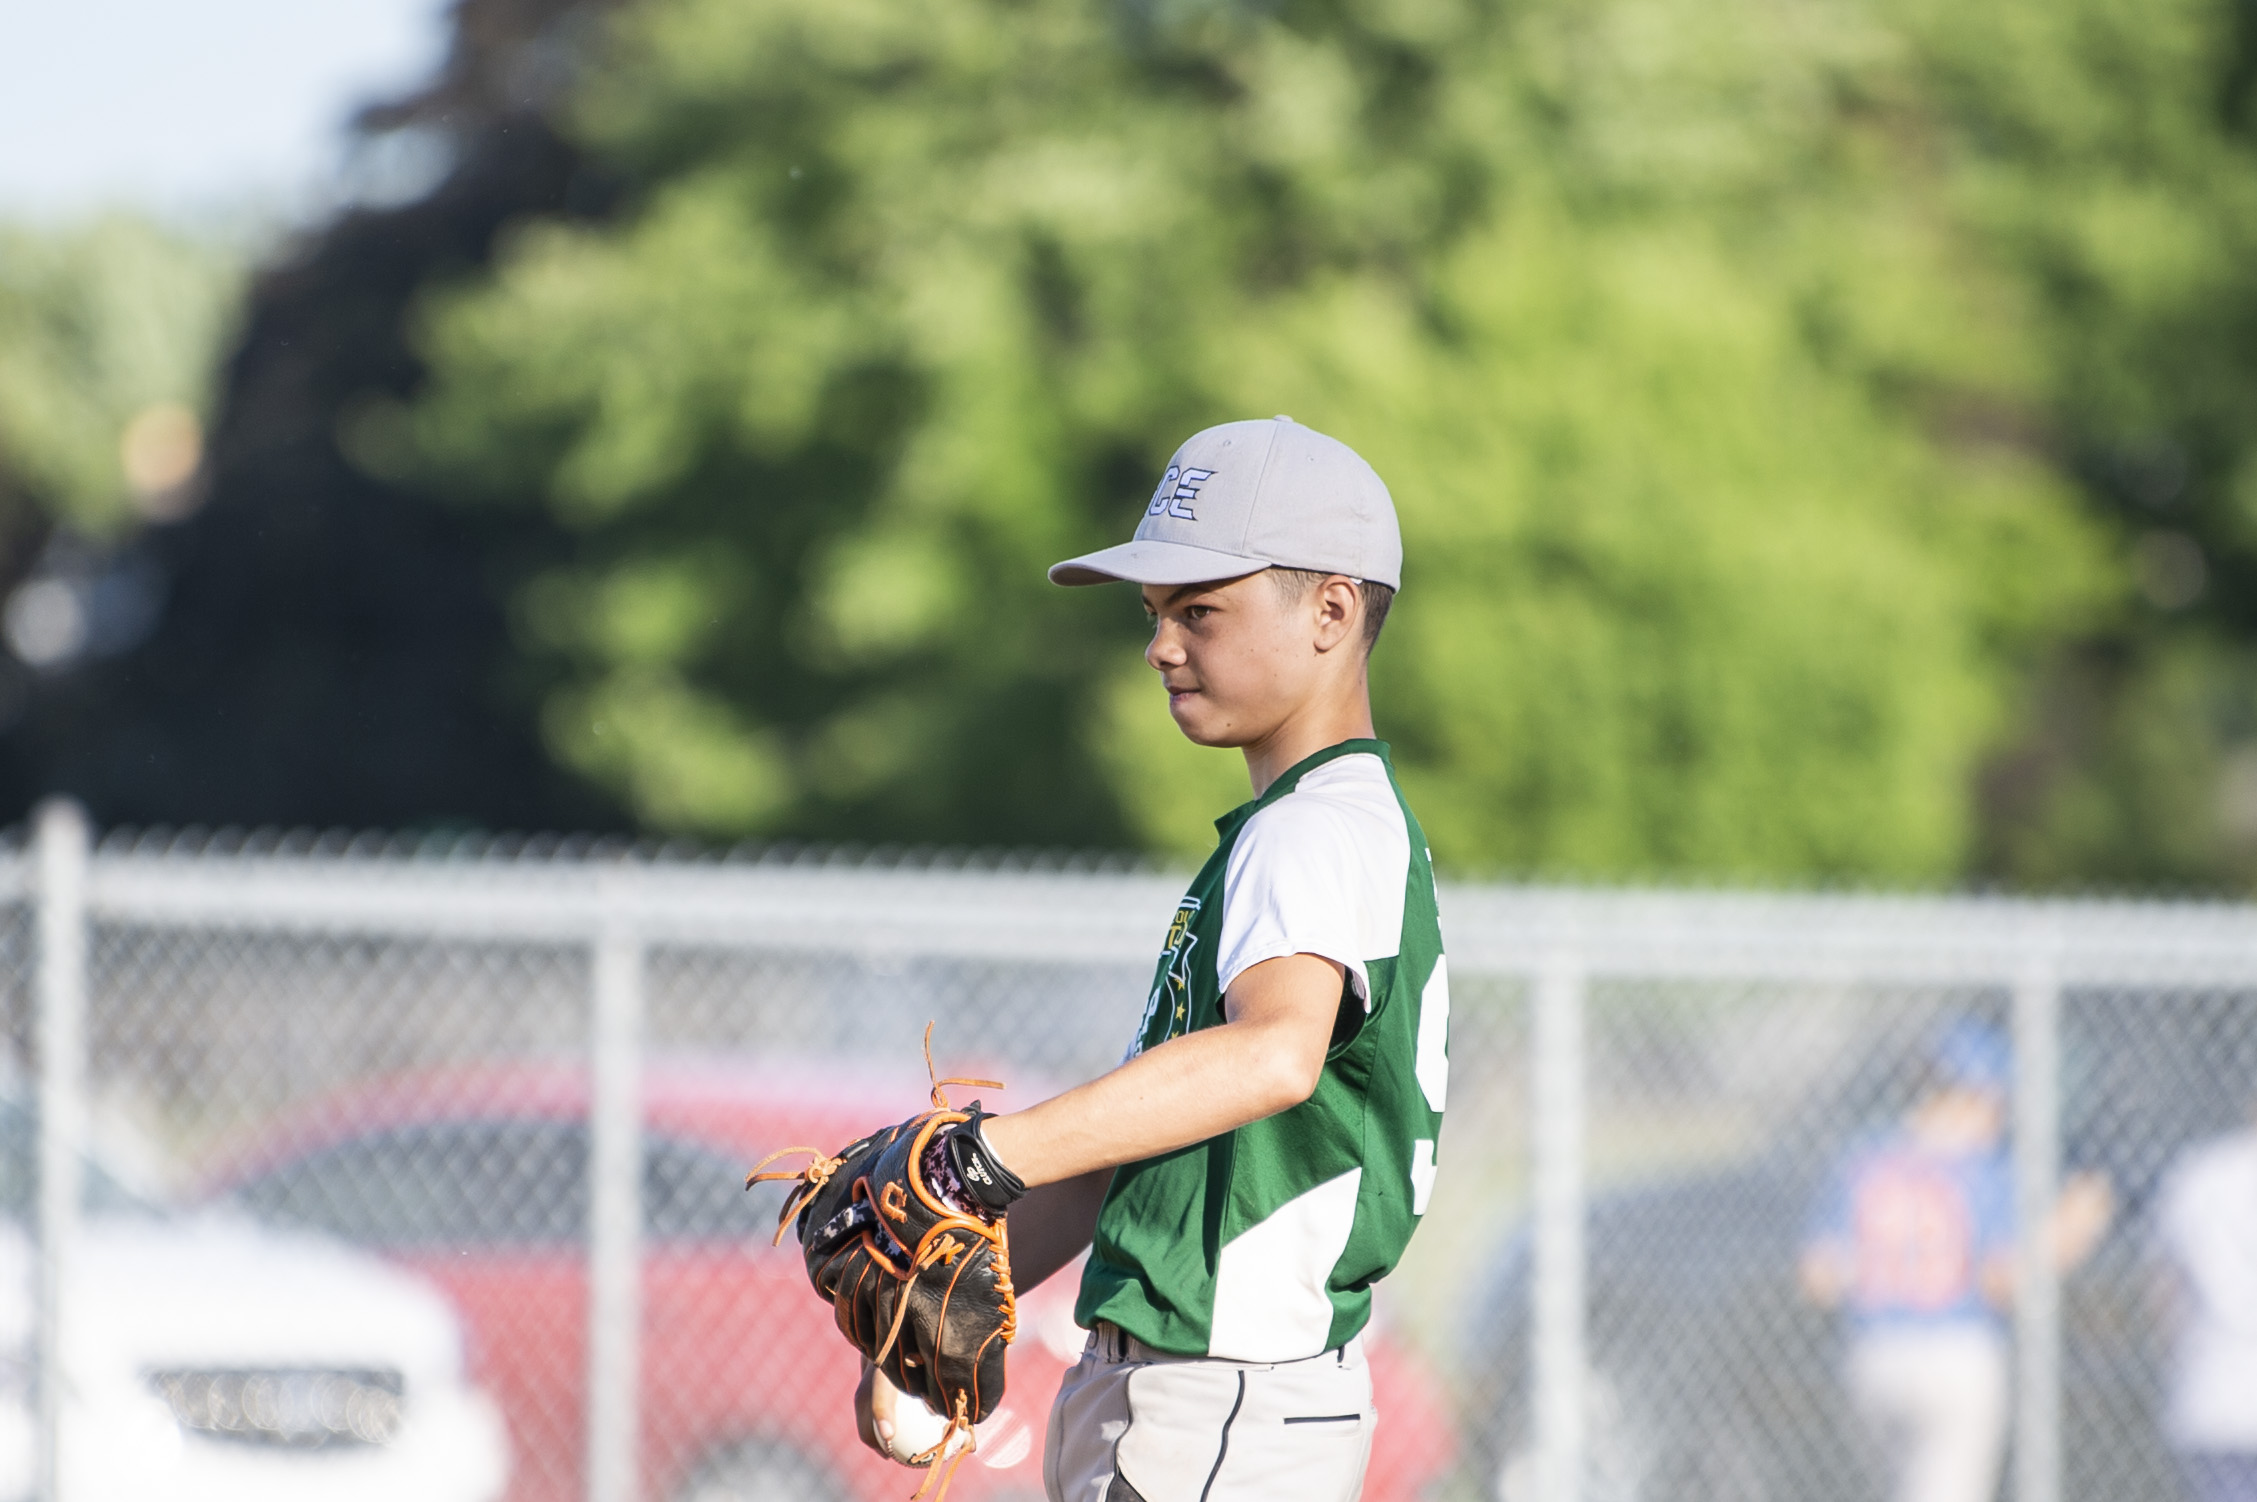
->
xmin=0 ymin=0 xmax=456 ymax=222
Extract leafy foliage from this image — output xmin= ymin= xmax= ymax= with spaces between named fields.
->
xmin=402 ymin=0 xmax=2157 ymax=879
xmin=1891 ymin=0 xmax=2257 ymax=887
xmin=0 ymin=216 xmax=239 ymax=541
xmin=0 ymin=17 xmax=625 ymax=833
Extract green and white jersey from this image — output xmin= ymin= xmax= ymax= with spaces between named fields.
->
xmin=1075 ymin=739 xmax=1449 ymax=1361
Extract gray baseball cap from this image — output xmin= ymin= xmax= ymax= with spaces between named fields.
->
xmin=1048 ymin=416 xmax=1402 ymax=590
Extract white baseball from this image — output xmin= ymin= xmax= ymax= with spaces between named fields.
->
xmin=881 ymin=1392 xmax=970 ymax=1466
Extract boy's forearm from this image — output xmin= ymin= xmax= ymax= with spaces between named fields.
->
xmin=982 ymin=953 xmax=1342 ymax=1186
xmin=980 ymin=1023 xmax=1301 ymax=1185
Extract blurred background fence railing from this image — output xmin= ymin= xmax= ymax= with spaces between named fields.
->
xmin=10 ymin=800 xmax=2257 ymax=1502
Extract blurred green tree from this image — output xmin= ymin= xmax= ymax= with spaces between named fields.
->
xmin=0 ymin=216 xmax=240 ymax=549
xmin=405 ymin=0 xmax=2132 ymax=879
xmin=1888 ymin=0 xmax=2257 ymax=887
xmin=0 ymin=0 xmax=640 ymax=834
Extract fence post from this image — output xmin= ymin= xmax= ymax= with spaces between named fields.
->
xmin=586 ymin=920 xmax=645 ymax=1502
xmin=33 ymin=799 xmax=87 ymax=1502
xmin=1532 ymin=953 xmax=1587 ymax=1502
xmin=2013 ymin=960 xmax=2062 ymax=1502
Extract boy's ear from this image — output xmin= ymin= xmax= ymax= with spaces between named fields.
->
xmin=1312 ymin=576 xmax=1361 ymax=650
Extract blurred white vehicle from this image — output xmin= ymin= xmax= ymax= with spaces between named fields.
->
xmin=0 ymin=1103 xmax=509 ymax=1502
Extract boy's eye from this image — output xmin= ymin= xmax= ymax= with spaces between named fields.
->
xmin=1185 ymin=605 xmax=1213 ymax=621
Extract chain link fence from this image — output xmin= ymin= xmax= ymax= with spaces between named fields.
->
xmin=5 ymin=802 xmax=2257 ymax=1502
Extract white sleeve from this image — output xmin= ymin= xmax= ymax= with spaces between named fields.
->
xmin=1214 ymin=791 xmax=1406 ymax=1009
xmin=2162 ymin=1141 xmax=2257 ymax=1333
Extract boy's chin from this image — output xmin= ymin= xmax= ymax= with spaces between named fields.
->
xmin=1167 ymin=705 xmax=1246 ymax=750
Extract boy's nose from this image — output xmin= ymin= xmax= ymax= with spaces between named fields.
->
xmin=1146 ymin=624 xmax=1187 ymax=671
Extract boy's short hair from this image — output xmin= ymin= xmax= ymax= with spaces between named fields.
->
xmin=1269 ymin=568 xmax=1395 ymax=653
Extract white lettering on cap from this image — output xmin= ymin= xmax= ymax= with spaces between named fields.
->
xmin=1146 ymin=465 xmax=1216 ymax=521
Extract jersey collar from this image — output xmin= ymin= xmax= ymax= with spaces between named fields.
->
xmin=1212 ymin=738 xmax=1392 ymax=838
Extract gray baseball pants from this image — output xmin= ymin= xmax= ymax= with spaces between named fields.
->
xmin=1044 ymin=1322 xmax=1374 ymax=1502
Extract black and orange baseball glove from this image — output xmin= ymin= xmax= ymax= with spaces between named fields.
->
xmin=749 ymin=1030 xmax=1024 ymax=1497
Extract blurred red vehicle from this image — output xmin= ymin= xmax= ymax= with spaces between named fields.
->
xmin=205 ymin=1059 xmax=1455 ymax=1502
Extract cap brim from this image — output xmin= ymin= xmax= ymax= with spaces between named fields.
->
xmin=1048 ymin=539 xmax=1275 ymax=587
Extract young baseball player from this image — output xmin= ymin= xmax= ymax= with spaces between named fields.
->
xmin=856 ymin=416 xmax=1449 ymax=1502
xmin=1799 ymin=1022 xmax=2111 ymax=1502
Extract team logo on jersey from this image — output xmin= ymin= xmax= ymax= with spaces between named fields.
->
xmin=1129 ymin=897 xmax=1203 ymax=1057
xmin=1161 ymin=900 xmax=1195 ymax=957
xmin=1146 ymin=465 xmax=1216 ymax=521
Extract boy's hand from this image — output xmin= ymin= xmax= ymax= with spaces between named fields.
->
xmin=2054 ymin=1170 xmax=2114 ymax=1269
xmin=1798 ymin=1244 xmax=1852 ymax=1308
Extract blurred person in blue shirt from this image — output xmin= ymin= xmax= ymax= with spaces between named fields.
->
xmin=1800 ymin=1021 xmax=2112 ymax=1502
